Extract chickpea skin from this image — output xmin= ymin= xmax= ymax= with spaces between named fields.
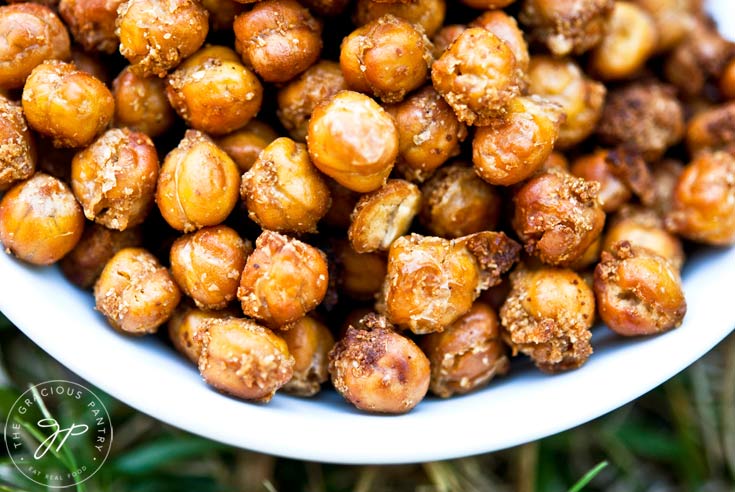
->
xmin=0 ymin=96 xmax=35 ymax=190
xmin=281 ymin=316 xmax=335 ymax=396
xmin=570 ymin=150 xmax=631 ymax=213
xmin=168 ymin=304 xmax=237 ymax=364
xmin=685 ymin=102 xmax=735 ymax=156
xmin=432 ymin=25 xmax=466 ymax=59
xmin=59 ymin=0 xmax=123 ymax=54
xmin=112 ymin=66 xmax=176 ymax=138
xmin=216 ymin=121 xmax=279 ymax=173
xmin=354 ymin=0 xmax=445 ymax=38
xmin=333 ymin=240 xmax=387 ymax=300
xmin=470 ymin=10 xmax=530 ymax=74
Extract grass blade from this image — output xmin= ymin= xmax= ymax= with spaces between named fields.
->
xmin=568 ymin=461 xmax=608 ymax=492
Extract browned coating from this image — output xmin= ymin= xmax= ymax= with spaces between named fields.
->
xmin=0 ymin=95 xmax=35 ymax=190
xmin=59 ymin=0 xmax=123 ymax=53
xmin=112 ymin=66 xmax=176 ymax=138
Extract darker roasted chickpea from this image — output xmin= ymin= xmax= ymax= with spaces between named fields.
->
xmin=94 ymin=247 xmax=181 ymax=334
xmin=71 ymin=128 xmax=159 ymax=230
xmin=168 ymin=304 xmax=237 ymax=364
xmin=234 ymin=0 xmax=322 ymax=83
xmin=650 ymin=159 xmax=683 ymax=217
xmin=216 ymin=121 xmax=278 ymax=173
xmin=156 ymin=130 xmax=241 ymax=232
xmin=571 ymin=150 xmax=631 ymax=213
xmin=0 ymin=173 xmax=84 ymax=265
xmin=22 ymin=60 xmax=114 ymax=148
xmin=59 ymin=0 xmax=123 ymax=53
xmin=431 ymin=28 xmax=522 ymax=126
xmin=238 ymin=231 xmax=329 ymax=327
xmin=0 ymin=95 xmax=35 ymax=190
xmin=112 ymin=66 xmax=176 ymax=138
xmin=500 ymin=264 xmax=594 ymax=373
xmin=333 ymin=240 xmax=387 ymax=300
xmin=340 ymin=15 xmax=433 ymax=103
xmin=432 ymin=25 xmax=465 ymax=59
xmin=594 ymin=241 xmax=686 ymax=336
xmin=633 ymin=0 xmax=696 ymax=52
xmin=241 ymin=137 xmax=331 ymax=234
xmin=277 ymin=61 xmax=348 ymax=143
xmin=201 ymin=0 xmax=244 ymax=31
xmin=685 ymin=102 xmax=735 ymax=156
xmin=198 ymin=317 xmax=294 ymax=402
xmin=354 ymin=0 xmax=445 ymax=38
xmin=473 ymin=95 xmax=564 ymax=186
xmin=322 ymin=179 xmax=360 ymax=229
xmin=420 ymin=164 xmax=501 ymax=238
xmin=329 ymin=315 xmax=430 ymax=413
xmin=539 ymin=150 xmax=569 ymax=173
xmin=720 ymin=59 xmax=735 ymax=100
xmin=0 ymin=4 xmax=70 ymax=89
xmin=513 ymin=170 xmax=606 ymax=267
xmin=470 ymin=10 xmax=529 ymax=73
xmin=299 ymin=0 xmax=349 ymax=16
xmin=421 ymin=302 xmax=509 ymax=398
xmin=71 ymin=48 xmax=110 ymax=84
xmin=281 ymin=316 xmax=335 ymax=396
xmin=386 ymin=86 xmax=467 ymax=183
xmin=307 ymin=90 xmax=398 ymax=193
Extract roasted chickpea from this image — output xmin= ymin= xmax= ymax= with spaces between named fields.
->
xmin=22 ymin=60 xmax=114 ymax=148
xmin=461 ymin=0 xmax=516 ymax=10
xmin=594 ymin=241 xmax=686 ymax=336
xmin=329 ymin=315 xmax=430 ymax=413
xmin=470 ymin=10 xmax=529 ymax=74
xmin=238 ymin=231 xmax=329 ymax=327
xmin=215 ymin=121 xmax=278 ymax=173
xmin=281 ymin=316 xmax=335 ymax=396
xmin=0 ymin=3 xmax=70 ymax=89
xmin=333 ymin=240 xmax=387 ymax=300
xmin=156 ymin=130 xmax=241 ymax=232
xmin=233 ymin=0 xmax=322 ymax=83
xmin=70 ymin=47 xmax=110 ymax=84
xmin=307 ymin=90 xmax=398 ymax=193
xmin=112 ymin=66 xmax=176 ymax=138
xmin=538 ymin=151 xmax=569 ymax=173
xmin=168 ymin=304 xmax=237 ymax=364
xmin=0 ymin=95 xmax=35 ymax=190
xmin=200 ymin=0 xmax=244 ymax=31
xmin=241 ymin=137 xmax=331 ymax=234
xmin=685 ymin=102 xmax=735 ymax=156
xmin=420 ymin=164 xmax=501 ymax=238
xmin=633 ymin=0 xmax=696 ymax=52
xmin=198 ymin=317 xmax=294 ymax=402
xmin=94 ymin=247 xmax=181 ymax=334
xmin=432 ymin=24 xmax=466 ymax=59
xmin=500 ymin=264 xmax=594 ymax=373
xmin=571 ymin=150 xmax=631 ymax=213
xmin=421 ymin=302 xmax=509 ymax=398
xmin=299 ymin=0 xmax=349 ymax=16
xmin=116 ymin=0 xmax=209 ymax=78
xmin=650 ymin=159 xmax=683 ymax=217
xmin=59 ymin=0 xmax=122 ymax=53
xmin=354 ymin=0 xmax=445 ymax=38
xmin=720 ymin=59 xmax=735 ymax=100
xmin=472 ymin=96 xmax=564 ymax=186
xmin=322 ymin=179 xmax=361 ymax=229
xmin=0 ymin=173 xmax=84 ymax=265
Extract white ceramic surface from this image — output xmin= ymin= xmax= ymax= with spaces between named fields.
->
xmin=1 ymin=0 xmax=734 ymax=465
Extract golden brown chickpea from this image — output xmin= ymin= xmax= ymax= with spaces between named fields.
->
xmin=0 ymin=96 xmax=35 ymax=190
xmin=340 ymin=15 xmax=433 ymax=103
xmin=431 ymin=28 xmax=522 ymax=126
xmin=299 ymin=0 xmax=349 ymax=16
xmin=166 ymin=46 xmax=263 ymax=135
xmin=666 ymin=151 xmax=735 ymax=246
xmin=71 ymin=128 xmax=159 ymax=231
xmin=328 ymin=314 xmax=430 ymax=413
xmin=215 ymin=121 xmax=278 ymax=174
xmin=233 ymin=0 xmax=322 ymax=83
xmin=0 ymin=173 xmax=84 ymax=265
xmin=322 ymin=178 xmax=361 ymax=229
xmin=307 ymin=90 xmax=398 ymax=193
xmin=198 ymin=317 xmax=294 ymax=402
xmin=241 ymin=137 xmax=331 ymax=234
xmin=60 ymin=224 xmax=142 ymax=289
xmin=470 ymin=10 xmax=529 ymax=74
xmin=156 ymin=130 xmax=241 ymax=232
xmin=22 ymin=60 xmax=114 ymax=148
xmin=420 ymin=164 xmax=501 ymax=238
xmin=277 ymin=61 xmax=348 ymax=143
xmin=354 ymin=0 xmax=445 ymax=38
xmin=385 ymin=86 xmax=467 ymax=182
xmin=594 ymin=241 xmax=686 ymax=336
xmin=112 ymin=66 xmax=176 ymax=138
xmin=431 ymin=24 xmax=466 ymax=59
xmin=168 ymin=304 xmax=237 ymax=364
xmin=0 ymin=4 xmax=70 ymax=89
xmin=348 ymin=179 xmax=421 ymax=253
xmin=650 ymin=159 xmax=683 ymax=217
xmin=512 ymin=170 xmax=606 ymax=267
xmin=59 ymin=0 xmax=123 ymax=53
xmin=333 ymin=240 xmax=387 ymax=300
xmin=170 ymin=225 xmax=252 ymax=310
xmin=500 ymin=264 xmax=594 ymax=373
xmin=461 ymin=0 xmax=515 ymax=9
xmin=538 ymin=151 xmax=569 ymax=173
xmin=527 ymin=56 xmax=606 ymax=149
xmin=421 ymin=302 xmax=509 ymax=398
xmin=685 ymin=102 xmax=735 ymax=156
xmin=238 ymin=231 xmax=329 ymax=327
xmin=472 ymin=96 xmax=564 ymax=186
xmin=200 ymin=0 xmax=244 ymax=31
xmin=281 ymin=316 xmax=335 ymax=396
xmin=571 ymin=150 xmax=631 ymax=213
xmin=94 ymin=247 xmax=181 ymax=334
xmin=720 ymin=59 xmax=735 ymax=100
xmin=633 ymin=0 xmax=696 ymax=52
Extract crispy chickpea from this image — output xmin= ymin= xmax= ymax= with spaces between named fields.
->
xmin=215 ymin=121 xmax=278 ymax=174
xmin=281 ymin=316 xmax=335 ymax=396
xmin=539 ymin=151 xmax=569 ymax=173
xmin=633 ymin=0 xmax=696 ymax=52
xmin=112 ymin=66 xmax=176 ymax=138
xmin=431 ymin=28 xmax=522 ymax=126
xmin=354 ymin=0 xmax=445 ymax=38
xmin=720 ymin=59 xmax=735 ymax=100
xmin=156 ymin=130 xmax=241 ymax=232
xmin=277 ymin=61 xmax=348 ymax=143
xmin=666 ymin=151 xmax=735 ymax=246
xmin=685 ymin=102 xmax=735 ymax=156
xmin=322 ymin=179 xmax=360 ymax=229
xmin=238 ymin=231 xmax=329 ymax=327
xmin=71 ymin=128 xmax=159 ymax=231
xmin=0 ymin=96 xmax=35 ymax=190
xmin=0 ymin=173 xmax=84 ymax=265
xmin=571 ymin=150 xmax=631 ymax=213
xmin=333 ymin=240 xmax=387 ymax=300
xmin=470 ymin=10 xmax=529 ymax=73
xmin=233 ymin=0 xmax=322 ymax=83
xmin=513 ymin=170 xmax=606 ymax=267
xmin=201 ymin=0 xmax=244 ymax=31
xmin=198 ymin=317 xmax=294 ymax=402
xmin=472 ymin=96 xmax=564 ymax=186
xmin=432 ymin=25 xmax=466 ymax=59
xmin=420 ymin=164 xmax=501 ymax=238
xmin=421 ymin=302 xmax=509 ymax=398
xmin=650 ymin=159 xmax=683 ymax=217
xmin=385 ymin=86 xmax=467 ymax=182
xmin=594 ymin=241 xmax=686 ymax=336
xmin=0 ymin=4 xmax=70 ymax=90
xmin=241 ymin=137 xmax=331 ymax=234
xmin=22 ymin=60 xmax=114 ymax=148
xmin=168 ymin=305 xmax=236 ymax=364
xmin=60 ymin=224 xmax=142 ymax=289
xmin=59 ymin=0 xmax=123 ymax=54
xmin=307 ymin=90 xmax=398 ymax=193
xmin=500 ymin=265 xmax=594 ymax=373
xmin=340 ymin=15 xmax=433 ymax=103
xmin=328 ymin=315 xmax=430 ymax=413
xmin=94 ymin=247 xmax=181 ymax=334
xmin=461 ymin=0 xmax=516 ymax=9
xmin=116 ymin=0 xmax=209 ymax=78
xmin=299 ymin=0 xmax=349 ymax=16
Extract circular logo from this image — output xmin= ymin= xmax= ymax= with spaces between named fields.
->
xmin=4 ymin=380 xmax=113 ymax=488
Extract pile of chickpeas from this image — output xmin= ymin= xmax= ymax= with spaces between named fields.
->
xmin=0 ymin=0 xmax=734 ymax=414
